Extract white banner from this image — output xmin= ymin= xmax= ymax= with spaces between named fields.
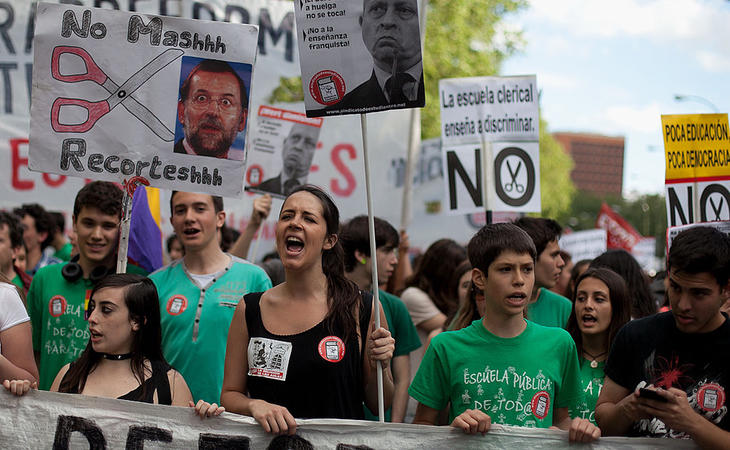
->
xmin=559 ymin=229 xmax=608 ymax=262
xmin=439 ymin=75 xmax=539 ymax=147
xmin=293 ymin=0 xmax=425 ymax=117
xmin=665 ymin=179 xmax=730 ymax=227
xmin=29 ymin=3 xmax=258 ymax=197
xmin=0 ymin=390 xmax=694 ymax=449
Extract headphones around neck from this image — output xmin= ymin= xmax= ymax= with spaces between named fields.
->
xmin=61 ymin=254 xmax=113 ymax=284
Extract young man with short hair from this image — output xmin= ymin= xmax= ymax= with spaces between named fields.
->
xmin=150 ymin=191 xmax=271 ymax=404
xmin=514 ymin=217 xmax=571 ymax=328
xmin=13 ymin=203 xmax=61 ymax=276
xmin=596 ymin=226 xmax=730 ymax=447
xmin=27 ymin=182 xmax=146 ymax=390
xmin=410 ymin=223 xmax=599 ymax=442
xmin=340 ymin=215 xmax=421 ymax=423
xmin=0 ymin=212 xmax=30 ymax=293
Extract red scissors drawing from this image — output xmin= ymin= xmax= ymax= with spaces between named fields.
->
xmin=50 ymin=46 xmax=183 ymax=140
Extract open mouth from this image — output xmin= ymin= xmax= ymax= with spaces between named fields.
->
xmin=285 ymin=236 xmax=304 ymax=255
xmin=581 ymin=314 xmax=598 ymax=326
xmin=506 ymin=292 xmax=527 ymax=305
xmin=183 ymin=227 xmax=201 ymax=237
xmin=90 ymin=329 xmax=103 ymax=342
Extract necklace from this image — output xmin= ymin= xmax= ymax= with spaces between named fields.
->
xmin=101 ymin=352 xmax=133 ymax=361
xmin=583 ymin=349 xmax=607 ymax=369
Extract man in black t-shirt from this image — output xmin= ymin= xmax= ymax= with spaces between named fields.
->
xmin=596 ymin=226 xmax=730 ymax=447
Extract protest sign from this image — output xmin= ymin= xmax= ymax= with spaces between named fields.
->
xmin=558 ymin=229 xmax=607 ymax=262
xmin=666 ymin=220 xmax=730 ymax=255
xmin=293 ymin=0 xmax=425 ymax=117
xmin=245 ymin=105 xmax=323 ymax=198
xmin=439 ymin=75 xmax=539 ymax=147
xmin=0 ymin=389 xmax=690 ymax=449
xmin=663 ymin=113 xmax=730 ymax=226
xmin=439 ymin=76 xmax=540 ymax=214
xmin=441 ymin=140 xmax=541 ymax=214
xmin=29 ymin=3 xmax=258 ymax=197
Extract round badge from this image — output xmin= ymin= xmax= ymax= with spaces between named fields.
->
xmin=48 ymin=295 xmax=67 ymax=317
xmin=246 ymin=164 xmax=264 ymax=186
xmin=318 ymin=336 xmax=345 ymax=363
xmin=531 ymin=391 xmax=551 ymax=420
xmin=309 ymin=70 xmax=346 ymax=106
xmin=166 ymin=295 xmax=188 ymax=316
xmin=697 ymin=383 xmax=725 ymax=412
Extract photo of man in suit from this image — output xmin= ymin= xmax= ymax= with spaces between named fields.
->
xmin=329 ymin=0 xmax=424 ymax=111
xmin=174 ymin=59 xmax=249 ymax=160
xmin=255 ymin=123 xmax=320 ymax=197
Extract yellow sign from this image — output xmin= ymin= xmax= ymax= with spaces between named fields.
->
xmin=662 ymin=114 xmax=730 ymax=181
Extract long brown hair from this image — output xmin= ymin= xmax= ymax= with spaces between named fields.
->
xmin=58 ymin=274 xmax=165 ymax=400
xmin=283 ymin=185 xmax=361 ymax=339
xmin=405 ymin=239 xmax=467 ymax=316
xmin=566 ymin=268 xmax=631 ymax=357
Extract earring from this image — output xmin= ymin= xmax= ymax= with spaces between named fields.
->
xmin=360 ymin=258 xmax=367 ymax=265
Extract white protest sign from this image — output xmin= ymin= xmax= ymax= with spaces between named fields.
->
xmin=29 ymin=3 xmax=258 ymax=197
xmin=440 ymin=75 xmax=539 ymax=146
xmin=441 ymin=141 xmax=541 ymax=214
xmin=665 ymin=179 xmax=730 ymax=227
xmin=293 ymin=0 xmax=425 ymax=117
xmin=0 ymin=390 xmax=690 ymax=449
xmin=666 ymin=220 xmax=730 ymax=253
xmin=244 ymin=105 xmax=323 ymax=199
xmin=558 ymin=229 xmax=608 ymax=262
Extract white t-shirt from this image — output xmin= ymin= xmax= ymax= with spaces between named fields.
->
xmin=0 ymin=282 xmax=29 ymax=354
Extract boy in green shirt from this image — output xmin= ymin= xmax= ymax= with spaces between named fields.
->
xmin=410 ymin=223 xmax=600 ymax=442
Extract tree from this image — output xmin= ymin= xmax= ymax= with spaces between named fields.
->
xmin=538 ymin=119 xmax=575 ymax=219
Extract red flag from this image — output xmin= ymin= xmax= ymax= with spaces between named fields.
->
xmin=595 ymin=202 xmax=642 ymax=251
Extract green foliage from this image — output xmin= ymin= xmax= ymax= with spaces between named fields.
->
xmin=538 ymin=119 xmax=575 ymax=219
xmin=267 ymin=76 xmax=304 ymax=103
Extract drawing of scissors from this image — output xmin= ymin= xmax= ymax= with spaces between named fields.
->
xmin=50 ymin=46 xmax=183 ymax=140
xmin=504 ymin=160 xmax=525 ymax=193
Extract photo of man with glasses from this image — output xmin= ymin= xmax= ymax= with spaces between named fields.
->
xmin=174 ymin=59 xmax=250 ymax=160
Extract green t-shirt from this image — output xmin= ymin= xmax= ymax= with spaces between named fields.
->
xmin=28 ymin=262 xmax=148 ymax=390
xmin=569 ymin=357 xmax=605 ymax=425
xmin=527 ymin=288 xmax=572 ymax=329
xmin=53 ymin=243 xmax=73 ymax=262
xmin=409 ymin=319 xmax=583 ymax=427
xmin=364 ymin=289 xmax=422 ymax=421
xmin=11 ymin=273 xmax=24 ymax=291
xmin=150 ymin=256 xmax=271 ymax=404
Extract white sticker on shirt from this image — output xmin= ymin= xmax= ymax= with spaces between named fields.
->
xmin=248 ymin=337 xmax=293 ymax=381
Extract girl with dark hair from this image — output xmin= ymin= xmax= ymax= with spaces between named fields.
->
xmin=221 ymin=185 xmax=395 ymax=435
xmin=446 ymin=261 xmax=486 ymax=332
xmin=4 ymin=274 xmax=223 ymax=418
xmin=589 ymin=249 xmax=657 ymax=318
xmin=566 ymin=268 xmax=631 ymax=425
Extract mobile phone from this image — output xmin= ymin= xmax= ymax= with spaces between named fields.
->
xmin=639 ymin=388 xmax=668 ymax=402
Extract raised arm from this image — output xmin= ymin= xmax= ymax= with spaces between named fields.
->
xmin=220 ymin=298 xmax=296 ymax=434
xmin=229 ymin=195 xmax=272 ymax=260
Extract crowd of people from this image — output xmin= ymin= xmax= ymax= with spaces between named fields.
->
xmin=1 ymin=181 xmax=729 ymax=447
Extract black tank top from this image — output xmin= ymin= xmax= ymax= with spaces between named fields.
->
xmin=60 ymin=359 xmax=172 ymax=405
xmin=244 ymin=291 xmax=372 ymax=420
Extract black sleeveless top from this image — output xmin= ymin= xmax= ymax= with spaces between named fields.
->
xmin=244 ymin=291 xmax=372 ymax=420
xmin=60 ymin=359 xmax=172 ymax=404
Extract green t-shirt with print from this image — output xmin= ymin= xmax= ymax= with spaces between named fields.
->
xmin=150 ymin=256 xmax=271 ymax=404
xmin=364 ymin=289 xmax=422 ymax=421
xmin=28 ymin=262 xmax=147 ymax=390
xmin=527 ymin=288 xmax=572 ymax=329
xmin=569 ymin=357 xmax=605 ymax=425
xmin=409 ymin=319 xmax=583 ymax=427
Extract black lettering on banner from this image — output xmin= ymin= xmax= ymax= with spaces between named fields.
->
xmin=52 ymin=415 xmax=107 ymax=450
xmin=60 ymin=138 xmax=86 ymax=171
xmin=125 ymin=425 xmax=172 ymax=450
xmin=93 ymin=1 xmax=121 ymax=9
xmin=446 ymin=148 xmax=482 ymax=210
xmin=700 ymin=184 xmax=730 ymax=222
xmin=193 ymin=2 xmax=216 ymax=20
xmin=0 ymin=62 xmax=17 ymax=113
xmin=225 ymin=5 xmax=250 ymax=24
xmin=0 ymin=2 xmax=15 ymax=54
xmin=127 ymin=15 xmax=162 ymax=45
xmin=198 ymin=433 xmax=250 ymax=449
xmin=25 ymin=1 xmax=37 ymax=54
xmin=667 ymin=185 xmax=693 ymax=226
xmin=258 ymin=10 xmax=294 ymax=61
xmin=494 ymin=147 xmax=535 ymax=207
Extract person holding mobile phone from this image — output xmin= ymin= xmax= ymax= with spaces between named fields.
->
xmin=596 ymin=227 xmax=730 ymax=447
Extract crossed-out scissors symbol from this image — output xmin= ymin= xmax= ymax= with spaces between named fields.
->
xmin=504 ymin=160 xmax=525 ymax=193
xmin=50 ymin=46 xmax=183 ymax=141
